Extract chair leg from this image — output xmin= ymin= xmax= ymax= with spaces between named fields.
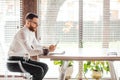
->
xmin=22 ymin=73 xmax=32 ymax=80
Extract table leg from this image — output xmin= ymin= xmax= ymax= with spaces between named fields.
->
xmin=58 ymin=61 xmax=69 ymax=80
xmin=109 ymin=61 xmax=117 ymax=80
xmin=76 ymin=61 xmax=83 ymax=80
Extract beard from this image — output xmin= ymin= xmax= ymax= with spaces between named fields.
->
xmin=28 ymin=25 xmax=36 ymax=32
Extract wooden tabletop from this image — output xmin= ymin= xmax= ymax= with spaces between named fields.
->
xmin=39 ymin=48 xmax=120 ymax=61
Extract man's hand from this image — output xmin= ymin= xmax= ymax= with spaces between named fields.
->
xmin=49 ymin=45 xmax=56 ymax=52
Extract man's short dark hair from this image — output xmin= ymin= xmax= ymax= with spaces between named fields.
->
xmin=25 ymin=12 xmax=38 ymax=20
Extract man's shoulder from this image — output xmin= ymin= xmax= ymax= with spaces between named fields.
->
xmin=15 ymin=27 xmax=27 ymax=36
xmin=19 ymin=27 xmax=28 ymax=33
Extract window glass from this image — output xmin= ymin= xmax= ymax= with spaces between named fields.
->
xmin=38 ymin=0 xmax=79 ymax=48
xmin=109 ymin=0 xmax=120 ymax=49
xmin=83 ymin=0 xmax=103 ymax=48
xmin=0 ymin=0 xmax=20 ymax=75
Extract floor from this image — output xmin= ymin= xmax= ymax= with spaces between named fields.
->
xmin=0 ymin=78 xmax=111 ymax=80
xmin=0 ymin=78 xmax=76 ymax=80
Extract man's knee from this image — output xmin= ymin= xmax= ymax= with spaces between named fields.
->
xmin=32 ymin=66 xmax=45 ymax=77
xmin=43 ymin=63 xmax=49 ymax=72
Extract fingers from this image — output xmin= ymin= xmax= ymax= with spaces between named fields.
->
xmin=49 ymin=45 xmax=56 ymax=52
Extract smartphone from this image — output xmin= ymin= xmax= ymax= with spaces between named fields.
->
xmin=55 ymin=40 xmax=59 ymax=46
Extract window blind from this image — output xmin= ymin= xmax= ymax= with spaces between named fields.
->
xmin=109 ymin=0 xmax=120 ymax=48
xmin=38 ymin=0 xmax=120 ymax=48
xmin=38 ymin=0 xmax=79 ymax=48
xmin=0 ymin=0 xmax=21 ymax=75
xmin=83 ymin=0 xmax=104 ymax=47
xmin=83 ymin=0 xmax=120 ymax=48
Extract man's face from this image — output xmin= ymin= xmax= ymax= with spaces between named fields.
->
xmin=28 ymin=18 xmax=39 ymax=32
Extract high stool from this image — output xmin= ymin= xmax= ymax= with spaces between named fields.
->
xmin=7 ymin=60 xmax=32 ymax=80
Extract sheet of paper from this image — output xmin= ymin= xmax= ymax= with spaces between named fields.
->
xmin=48 ymin=51 xmax=65 ymax=55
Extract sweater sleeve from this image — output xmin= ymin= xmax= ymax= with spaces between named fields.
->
xmin=16 ymin=30 xmax=43 ymax=56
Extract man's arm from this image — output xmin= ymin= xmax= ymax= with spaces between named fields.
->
xmin=17 ymin=31 xmax=42 ymax=56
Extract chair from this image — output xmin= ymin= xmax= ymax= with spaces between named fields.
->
xmin=7 ymin=60 xmax=32 ymax=80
